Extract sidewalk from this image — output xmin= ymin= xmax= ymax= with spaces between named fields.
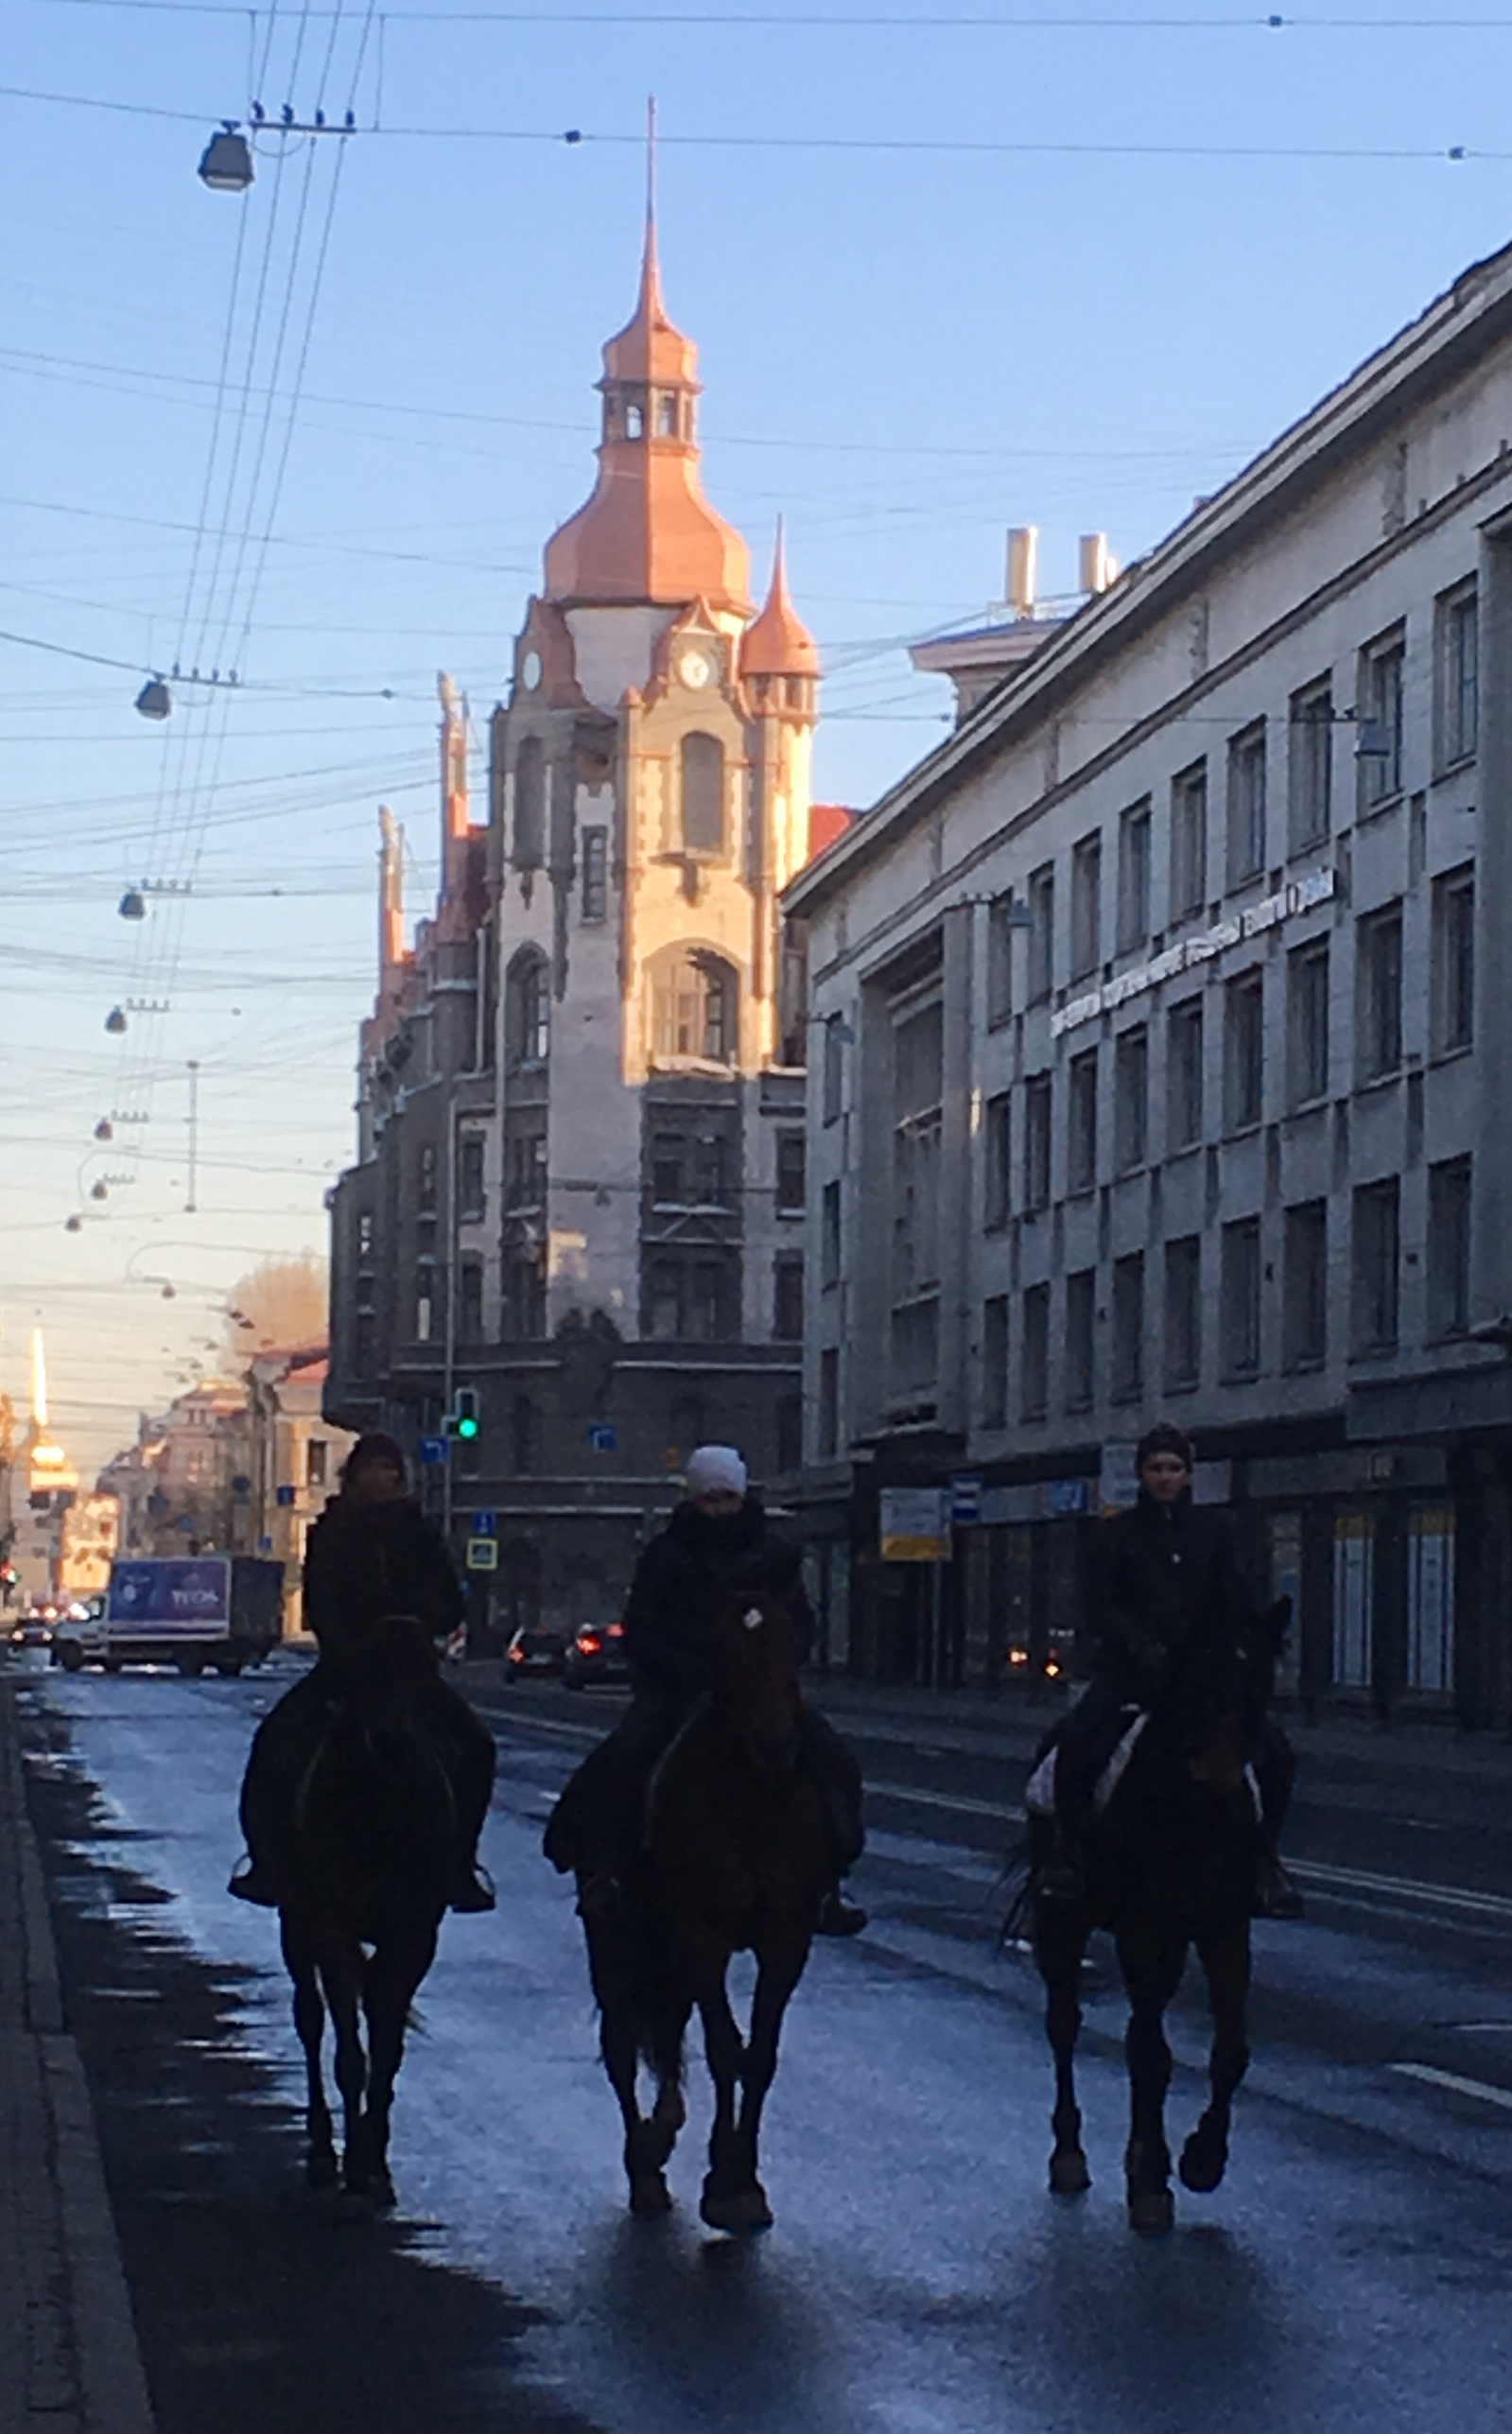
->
xmin=0 ymin=1680 xmax=156 ymax=2434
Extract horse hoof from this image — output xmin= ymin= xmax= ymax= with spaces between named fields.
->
xmin=629 ymin=2172 xmax=673 ymax=2218
xmin=305 ymin=2148 xmax=339 ymax=2192
xmin=1048 ymin=2147 xmax=1091 ymax=2199
xmin=1178 ymin=2130 xmax=1227 ymax=2195
xmin=700 ymin=2181 xmax=773 ymax=2234
xmin=1127 ymin=2184 xmax=1174 ymax=2238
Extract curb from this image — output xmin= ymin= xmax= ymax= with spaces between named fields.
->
xmin=1 ymin=1683 xmax=157 ymax=2434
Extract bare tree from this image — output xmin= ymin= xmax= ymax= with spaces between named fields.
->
xmin=225 ymin=1256 xmax=330 ymax=1357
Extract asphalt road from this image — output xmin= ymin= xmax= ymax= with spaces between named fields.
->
xmin=10 ymin=1649 xmax=1512 ymax=2434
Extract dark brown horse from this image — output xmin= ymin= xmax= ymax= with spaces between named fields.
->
xmin=578 ymin=1591 xmax=832 ymax=2233
xmin=277 ymin=1619 xmax=464 ymax=2204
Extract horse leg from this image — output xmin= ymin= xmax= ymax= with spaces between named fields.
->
xmin=1117 ymin=1924 xmax=1186 ymax=2237
xmin=319 ymin=1950 xmax=368 ymax=2196
xmin=694 ymin=1960 xmax=763 ymax=2234
xmin=356 ymin=1923 xmax=438 ymax=2209
xmin=281 ymin=1916 xmax=338 ymax=2190
xmin=1180 ymin=1919 xmax=1252 ymax=2195
xmin=1037 ymin=1899 xmax=1092 ymax=2198
xmin=725 ymin=1936 xmax=808 ymax=2234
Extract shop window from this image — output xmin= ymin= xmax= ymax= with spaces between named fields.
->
xmin=1406 ymin=1507 xmax=1455 ymax=1695
xmin=1331 ymin=1512 xmax=1375 ymax=1690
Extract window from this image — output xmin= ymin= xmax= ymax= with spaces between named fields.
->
xmin=1287 ymin=939 xmax=1330 ymax=1107
xmin=459 ymin=1258 xmax=484 ymax=1342
xmin=1359 ymin=630 xmax=1405 ymax=807
xmin=890 ymin=999 xmax=944 ymax=1397
xmin=1170 ymin=762 xmax=1208 ymax=921
xmin=1111 ymin=1253 xmax=1145 ymax=1402
xmin=1070 ymin=833 xmax=1103 ymax=981
xmin=984 ymin=1091 xmax=1012 ymax=1229
xmin=510 ymin=1395 xmax=540 ymax=1476
xmin=1226 ymin=722 xmax=1267 ymax=886
xmin=1027 ymin=862 xmax=1055 ymax=1002
xmin=581 ymin=826 xmax=609 ymax=922
xmin=505 ymin=1121 xmax=547 ymax=1210
xmin=982 ymin=1294 xmax=1009 ymax=1427
xmin=1332 ymin=1513 xmax=1375 ymax=1691
xmin=1437 ymin=582 xmax=1478 ymax=768
xmin=459 ymin=1132 xmax=486 ymax=1220
xmin=823 ymin=1014 xmax=846 ymax=1123
xmin=987 ymin=894 xmax=1015 ymax=1026
xmin=1225 ymin=970 xmax=1264 ymax=1132
xmin=504 ymin=1251 xmax=546 ymax=1339
xmin=1221 ymin=1216 xmax=1262 ymax=1378
xmin=776 ymin=1130 xmax=807 ymax=1214
xmin=680 ymin=731 xmax=725 ymax=855
xmin=418 ymin=1142 xmax=437 ymax=1211
xmin=1114 ymin=1026 xmax=1149 ymax=1174
xmin=775 ymin=1395 xmax=804 ymax=1474
xmin=356 ymin=1211 xmax=374 ymax=1258
xmin=1117 ymin=801 xmax=1152 ymax=953
xmin=1021 ymin=1283 xmax=1050 ymax=1419
xmin=651 ymin=949 xmax=737 ymax=1063
xmin=647 ymin=1118 xmax=733 ymax=1209
xmin=643 ymin=1255 xmax=737 ymax=1342
xmin=1357 ymin=905 xmax=1403 ymax=1083
xmin=818 ymin=1347 xmax=840 ymax=1458
xmin=1065 ymin=1269 xmax=1096 ymax=1412
xmin=1406 ymin=1506 xmax=1455 ymax=1695
xmin=513 ymin=734 xmax=546 ymax=866
xmin=1023 ymin=1073 xmax=1052 ymax=1213
xmin=1068 ymin=1049 xmax=1099 ymax=1194
xmin=1428 ymin=1156 xmax=1472 ymax=1340
xmin=306 ymin=1438 xmax=328 ymax=1487
xmin=1167 ymin=999 xmax=1204 ymax=1152
xmin=1289 ymin=678 xmax=1333 ymax=852
xmin=1351 ymin=1178 xmax=1400 ymax=1354
xmin=1163 ymin=1236 xmax=1201 ymax=1389
xmin=505 ymin=948 xmax=550 ymax=1069
xmin=1434 ymin=866 xmax=1475 ymax=1054
xmin=773 ymin=1256 xmax=805 ymax=1342
xmin=1283 ymin=1200 xmax=1328 ymax=1370
xmin=415 ymin=1260 xmax=435 ymax=1344
xmin=821 ymin=1179 xmax=842 ymax=1288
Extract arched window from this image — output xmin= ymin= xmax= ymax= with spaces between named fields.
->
xmin=650 ymin=949 xmax=737 ymax=1066
xmin=625 ymin=401 xmax=644 ymax=441
xmin=680 ymin=732 xmax=725 ymax=856
xmin=513 ymin=736 xmax=545 ymax=868
xmin=505 ymin=948 xmax=549 ymax=1070
xmin=657 ymin=392 xmax=679 ymax=438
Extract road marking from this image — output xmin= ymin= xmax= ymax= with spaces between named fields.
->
xmin=1390 ymin=2062 xmax=1512 ymax=2113
xmin=1292 ymin=1858 xmax=1512 ymax=1926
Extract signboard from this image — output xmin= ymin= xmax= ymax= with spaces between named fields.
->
xmin=879 ymin=1487 xmax=951 ymax=1563
xmin=1098 ymin=1441 xmax=1141 ymax=1514
xmin=1052 ymin=865 xmax=1336 ymax=1041
xmin=108 ymin=1557 xmax=231 ymax=1632
xmin=949 ymin=1474 xmax=983 ymax=1526
xmin=275 ymin=1483 xmax=296 ymax=1508
xmin=418 ymin=1435 xmax=447 ymax=1467
xmin=587 ymin=1422 xmax=618 ymax=1454
xmin=472 ymin=1509 xmax=497 ymax=1537
xmin=465 ymin=1537 xmax=498 ymax=1573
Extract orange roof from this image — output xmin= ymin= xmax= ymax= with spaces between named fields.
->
xmin=741 ymin=524 xmax=819 ymax=679
xmin=808 ymin=804 xmax=855 ymax=861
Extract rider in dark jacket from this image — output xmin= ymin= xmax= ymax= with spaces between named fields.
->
xmin=545 ymin=1445 xmax=866 ymax=1936
xmin=1041 ymin=1421 xmax=1301 ymax=1918
xmin=230 ymin=1433 xmax=496 ymax=1912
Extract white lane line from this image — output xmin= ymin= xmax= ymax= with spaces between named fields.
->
xmin=1390 ymin=2062 xmax=1512 ymax=2113
xmin=1292 ymin=1858 xmax=1512 ymax=1926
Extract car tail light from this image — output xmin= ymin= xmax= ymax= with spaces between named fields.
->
xmin=578 ymin=1633 xmax=602 ymax=1654
xmin=607 ymin=1623 xmax=625 ymax=1640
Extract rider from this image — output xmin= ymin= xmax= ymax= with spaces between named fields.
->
xmin=1038 ymin=1420 xmax=1302 ymax=1920
xmin=544 ymin=1444 xmax=868 ymax=1938
xmin=230 ymin=1432 xmax=496 ymax=1914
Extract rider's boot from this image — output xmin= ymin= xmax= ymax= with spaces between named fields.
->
xmin=448 ymin=1843 xmax=497 ymax=1913
xmin=816 ymin=1882 xmax=867 ymax=1937
xmin=228 ymin=1852 xmax=282 ymax=1907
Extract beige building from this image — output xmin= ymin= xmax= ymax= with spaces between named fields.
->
xmin=59 ymin=1494 xmax=121 ymax=1601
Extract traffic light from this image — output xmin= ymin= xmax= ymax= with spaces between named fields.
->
xmin=452 ymin=1387 xmax=480 ymax=1442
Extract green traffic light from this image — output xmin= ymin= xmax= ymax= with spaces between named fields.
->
xmin=457 ymin=1416 xmax=479 ymax=1440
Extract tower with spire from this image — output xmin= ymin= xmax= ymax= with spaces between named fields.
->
xmin=328 ymin=165 xmax=838 ymax=1634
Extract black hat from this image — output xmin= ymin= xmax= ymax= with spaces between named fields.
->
xmin=342 ymin=1431 xmax=408 ymax=1483
xmin=1136 ymin=1420 xmax=1195 ymax=1472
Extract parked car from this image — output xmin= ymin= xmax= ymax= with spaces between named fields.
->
xmin=562 ymin=1619 xmax=631 ymax=1689
xmin=505 ymin=1623 xmax=570 ymax=1679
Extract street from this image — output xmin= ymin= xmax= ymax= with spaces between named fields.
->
xmin=10 ymin=1652 xmax=1512 ymax=2434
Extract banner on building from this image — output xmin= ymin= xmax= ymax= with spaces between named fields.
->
xmin=879 ymin=1487 xmax=951 ymax=1563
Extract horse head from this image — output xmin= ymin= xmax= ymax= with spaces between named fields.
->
xmin=707 ymin=1591 xmax=803 ymax=1766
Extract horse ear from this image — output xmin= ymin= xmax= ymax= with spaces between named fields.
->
xmin=741 ymin=1606 xmax=764 ymax=1632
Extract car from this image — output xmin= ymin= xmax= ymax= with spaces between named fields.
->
xmin=505 ymin=1623 xmax=571 ymax=1679
xmin=562 ymin=1619 xmax=631 ymax=1689
xmin=9 ymin=1606 xmax=56 ymax=1650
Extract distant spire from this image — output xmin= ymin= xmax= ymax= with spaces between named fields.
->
xmin=639 ymin=94 xmax=663 ymax=322
xmin=743 ymin=517 xmax=820 ymax=681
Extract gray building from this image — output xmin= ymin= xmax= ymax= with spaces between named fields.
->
xmin=785 ymin=237 xmax=1512 ymax=1729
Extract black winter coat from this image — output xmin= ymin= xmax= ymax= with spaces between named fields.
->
xmin=1083 ymin=1489 xmax=1256 ymax=1709
xmin=303 ymin=1495 xmax=464 ymax=1665
xmin=622 ymin=1497 xmax=816 ymax=1702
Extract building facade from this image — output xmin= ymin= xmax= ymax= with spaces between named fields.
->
xmin=787 ymin=238 xmax=1512 ymax=1730
xmin=244 ymin=1347 xmax=352 ymax=1636
xmin=326 ymin=210 xmax=840 ymax=1637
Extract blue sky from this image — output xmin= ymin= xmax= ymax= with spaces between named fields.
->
xmin=6 ymin=0 xmax=1512 ymax=1469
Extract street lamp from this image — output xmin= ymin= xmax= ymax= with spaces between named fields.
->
xmin=134 ymin=678 xmax=172 ymax=722
xmin=198 ymin=125 xmax=254 ymax=193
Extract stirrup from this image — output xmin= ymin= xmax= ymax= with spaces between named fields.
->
xmin=816 ymin=1888 xmax=867 ymax=1938
xmin=449 ymin=1862 xmax=496 ymax=1915
xmin=228 ymin=1856 xmax=281 ymax=1908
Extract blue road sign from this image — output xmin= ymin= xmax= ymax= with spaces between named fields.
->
xmin=587 ymin=1422 xmax=617 ymax=1453
xmin=275 ymin=1483 xmax=296 ymax=1507
xmin=949 ymin=1474 xmax=982 ymax=1526
xmin=472 ymin=1509 xmax=496 ymax=1537
xmin=418 ymin=1435 xmax=448 ymax=1466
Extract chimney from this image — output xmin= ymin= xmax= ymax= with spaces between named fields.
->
xmin=1079 ymin=532 xmax=1119 ymax=596
xmin=1006 ymin=526 xmax=1038 ymax=619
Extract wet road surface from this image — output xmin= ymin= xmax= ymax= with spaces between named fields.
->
xmin=11 ymin=1655 xmax=1512 ymax=2434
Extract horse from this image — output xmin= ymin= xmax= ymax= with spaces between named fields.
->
xmin=276 ymin=1616 xmax=465 ymax=2205
xmin=576 ymin=1591 xmax=833 ymax=2233
xmin=1017 ymin=1600 xmax=1291 ymax=2238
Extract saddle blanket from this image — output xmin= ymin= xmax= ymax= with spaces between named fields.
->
xmin=1024 ymin=1722 xmax=1264 ymax=1823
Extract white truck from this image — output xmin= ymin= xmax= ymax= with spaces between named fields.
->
xmin=51 ymin=1555 xmax=284 ymax=1677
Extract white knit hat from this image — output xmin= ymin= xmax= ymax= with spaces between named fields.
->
xmin=685 ymin=1444 xmax=748 ymax=1499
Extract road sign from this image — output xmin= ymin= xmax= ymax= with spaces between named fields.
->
xmin=472 ymin=1509 xmax=496 ymax=1537
xmin=275 ymin=1483 xmax=296 ymax=1507
xmin=587 ymin=1422 xmax=617 ymax=1453
xmin=418 ymin=1435 xmax=447 ymax=1466
xmin=949 ymin=1474 xmax=982 ymax=1526
xmin=879 ymin=1487 xmax=951 ymax=1563
xmin=465 ymin=1537 xmax=498 ymax=1573
xmin=1099 ymin=1441 xmax=1141 ymax=1513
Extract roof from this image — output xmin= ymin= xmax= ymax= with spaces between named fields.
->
xmin=742 ymin=525 xmax=819 ymax=678
xmin=808 ymin=804 xmax=856 ymax=860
